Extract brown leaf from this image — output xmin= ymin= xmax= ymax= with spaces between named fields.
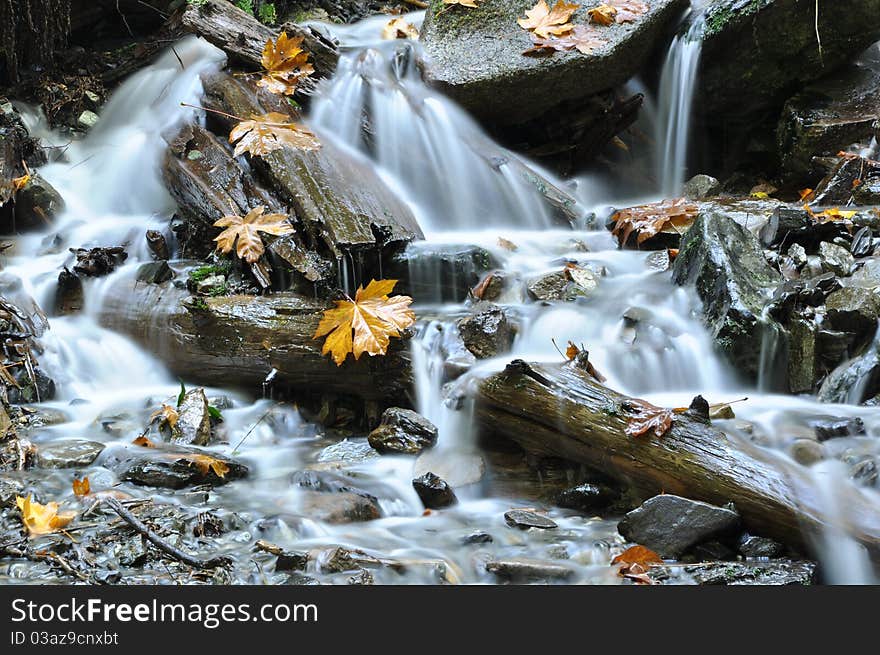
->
xmin=497 ymin=237 xmax=518 ymax=251
xmin=612 ymin=545 xmax=663 ymax=566
xmin=565 ymin=340 xmax=580 ymax=360
xmin=518 ymin=0 xmax=579 ymax=38
xmin=257 ymin=32 xmax=314 ymax=96
xmin=587 ymin=4 xmax=617 ymax=25
xmin=313 ymin=279 xmax=416 ymax=366
xmin=150 ymin=403 xmax=179 ymax=430
xmin=524 ymin=24 xmax=608 ymax=55
xmin=181 ymin=454 xmax=230 ymax=479
xmin=382 ymin=17 xmax=420 ymax=40
xmin=229 ymin=112 xmax=321 ymax=158
xmin=625 ymin=399 xmax=674 ymax=439
xmin=11 ymin=172 xmax=30 ymax=192
xmin=471 ymin=273 xmax=496 ymax=301
xmin=72 ymin=477 xmax=90 ymax=497
xmin=213 ymin=205 xmax=294 ymax=264
xmin=16 ymin=495 xmax=76 ymax=536
xmin=799 ymin=188 xmax=814 ymax=201
xmin=132 ymin=435 xmax=157 ymax=448
xmin=608 ymin=0 xmax=648 ymax=23
xmin=611 ymin=198 xmax=698 ymax=247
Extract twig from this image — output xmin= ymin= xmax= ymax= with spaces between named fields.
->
xmin=2 ymin=544 xmax=95 ymax=584
xmin=103 ymin=498 xmax=229 ymax=570
xmin=814 ymin=0 xmax=823 ymax=66
xmin=232 ymin=402 xmax=280 ymax=453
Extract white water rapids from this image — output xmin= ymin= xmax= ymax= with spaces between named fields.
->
xmin=2 ymin=9 xmax=878 ymax=584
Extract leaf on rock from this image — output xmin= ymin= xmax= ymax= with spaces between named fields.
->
xmin=132 ymin=435 xmax=157 ymax=448
xmin=181 ymin=454 xmax=230 ymax=479
xmin=518 ymin=0 xmax=579 ymax=38
xmin=313 ymin=279 xmax=416 ymax=366
xmin=382 ymin=17 xmax=420 ymax=39
xmin=257 ymin=32 xmax=314 ymax=96
xmin=524 ymin=24 xmax=608 ymax=55
xmin=587 ymin=4 xmax=617 ymax=25
xmin=213 ymin=205 xmax=294 ymax=264
xmin=611 ymin=198 xmax=699 ymax=247
xmin=72 ymin=477 xmax=90 ymax=497
xmin=612 ymin=544 xmax=663 ymax=566
xmin=442 ymin=0 xmax=482 ymax=7
xmin=625 ymin=399 xmax=674 ymax=439
xmin=799 ymin=188 xmax=814 ymax=201
xmin=229 ymin=112 xmax=321 ymax=158
xmin=150 ymin=403 xmax=179 ymax=430
xmin=471 ymin=273 xmax=496 ymax=301
xmin=11 ymin=172 xmax=30 ymax=192
xmin=806 ymin=205 xmax=857 ymax=223
xmin=16 ymin=495 xmax=76 ymax=536
xmin=608 ymin=0 xmax=648 ymax=23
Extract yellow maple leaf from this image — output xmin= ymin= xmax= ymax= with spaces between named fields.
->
xmin=257 ymin=32 xmax=314 ymax=96
xmin=314 ymin=279 xmax=416 ymax=366
xmin=150 ymin=403 xmax=179 ymax=429
xmin=518 ymin=0 xmax=579 ymax=39
xmin=72 ymin=477 xmax=91 ymax=496
xmin=181 ymin=454 xmax=230 ymax=479
xmin=587 ymin=4 xmax=617 ymax=25
xmin=213 ymin=205 xmax=294 ymax=264
xmin=16 ymin=495 xmax=76 ymax=536
xmin=229 ymin=112 xmax=321 ymax=158
xmin=382 ymin=17 xmax=420 ymax=40
xmin=11 ymin=173 xmax=30 ymax=192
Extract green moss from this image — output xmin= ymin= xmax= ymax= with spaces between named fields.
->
xmin=429 ymin=0 xmax=511 ymax=35
xmin=258 ymin=3 xmax=277 ymax=25
xmin=704 ymin=0 xmax=772 ymax=38
xmin=188 ymin=261 xmax=232 ymax=283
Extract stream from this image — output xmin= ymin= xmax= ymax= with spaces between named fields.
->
xmin=3 ymin=8 xmax=879 ymax=585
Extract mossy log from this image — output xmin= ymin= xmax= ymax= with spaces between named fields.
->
xmin=97 ymin=277 xmax=412 ymax=405
xmin=475 ymin=360 xmax=880 ymax=558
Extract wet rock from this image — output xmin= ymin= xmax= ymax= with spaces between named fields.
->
xmin=77 ymin=110 xmax=99 ymax=129
xmin=419 ymin=0 xmax=688 ymax=151
xmin=698 ymin=0 xmax=880 ymax=125
xmin=526 ymin=269 xmax=596 ymax=302
xmin=317 ymin=547 xmax=380 ymax=574
xmin=7 ymin=174 xmax=64 ymax=232
xmin=759 ymin=206 xmax=845 ymax=250
xmin=457 ymin=304 xmax=514 ymax=359
xmin=825 ymin=287 xmax=880 ymax=337
xmin=146 ymin=230 xmax=170 ymax=261
xmin=472 ymin=270 xmax=508 ymax=302
xmin=0 ymin=476 xmax=25 ymax=508
xmin=275 ymin=550 xmax=310 ymax=572
xmin=136 ymin=261 xmax=174 ymax=285
xmin=618 ymin=494 xmax=742 ymax=559
xmin=689 ymin=540 xmax=737 ymax=562
xmin=683 ymin=174 xmax=721 ymax=200
xmin=461 ymin=531 xmax=493 ymax=545
xmin=485 ymin=558 xmax=574 ymax=582
xmin=412 ymin=472 xmax=457 ymax=509
xmin=35 ymin=439 xmax=105 ymax=469
xmin=778 ymin=58 xmax=880 ymax=180
xmin=114 ymin=448 xmax=247 ymax=489
xmin=819 ymin=241 xmax=855 ymax=277
xmin=169 ymin=388 xmax=214 ymax=447
xmin=849 ymin=456 xmax=878 ymax=487
xmin=285 ymin=572 xmax=321 ymax=585
xmin=414 ymin=450 xmax=485 ymax=487
xmin=811 ymin=416 xmax=866 ymax=442
xmin=788 ymin=243 xmax=808 ymax=269
xmin=851 ymin=227 xmax=874 ymax=258
xmin=347 ymin=569 xmax=374 ymax=585
xmin=673 ymin=213 xmax=782 ymax=381
xmin=71 ymin=246 xmax=127 ymax=277
xmin=54 ymin=268 xmax=83 ymax=315
xmin=854 ymin=175 xmax=880 ymax=205
xmin=195 ymin=274 xmax=226 ymax=295
xmin=819 ymin=341 xmax=880 ymax=404
xmin=790 ymin=438 xmax=827 ymax=466
xmin=317 ymin=438 xmax=378 ymax=464
xmin=813 ymin=154 xmax=880 ymax=206
xmin=504 ymin=509 xmax=557 ymax=530
xmin=389 ymin=242 xmax=498 ymax=303
xmin=292 ymin=470 xmax=383 ymax=523
xmin=555 ymin=482 xmax=618 ymax=514
xmin=670 ymin=560 xmax=817 ymax=585
xmin=368 ymin=408 xmax=438 ymax=455
xmin=738 ymin=534 xmax=786 ymax=559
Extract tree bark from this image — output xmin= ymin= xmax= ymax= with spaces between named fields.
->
xmin=475 ymin=360 xmax=880 ymax=559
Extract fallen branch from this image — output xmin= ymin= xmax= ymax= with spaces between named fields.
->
xmin=104 ymin=498 xmax=230 ymax=570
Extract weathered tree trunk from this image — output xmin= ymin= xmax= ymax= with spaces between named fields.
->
xmin=475 ymin=360 xmax=880 ymax=558
xmin=1 ymin=0 xmax=70 ymax=83
xmin=97 ymin=276 xmax=412 ymax=405
xmin=175 ymin=0 xmax=338 ymax=79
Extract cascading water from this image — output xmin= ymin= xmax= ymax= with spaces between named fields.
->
xmin=655 ymin=4 xmax=706 ymax=196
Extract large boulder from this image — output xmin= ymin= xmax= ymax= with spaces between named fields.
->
xmin=699 ymin=0 xmax=880 ymax=123
xmin=672 ymin=212 xmax=782 ymax=381
xmin=419 ymin=0 xmax=688 ymax=156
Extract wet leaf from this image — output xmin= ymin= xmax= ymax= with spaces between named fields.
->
xmin=625 ymin=399 xmax=674 ymax=439
xmin=181 ymin=454 xmax=230 ymax=479
xmin=564 ymin=262 xmax=598 ymax=292
xmin=611 ymin=198 xmax=699 ymax=247
xmin=612 ymin=544 xmax=663 ymax=566
xmin=563 ymin=340 xmax=606 ymax=383
xmin=518 ymin=0 xmax=579 ymax=38
xmin=229 ymin=112 xmax=321 ymax=158
xmin=16 ymin=495 xmax=76 ymax=536
xmin=150 ymin=403 xmax=179 ymax=430
xmin=471 ymin=273 xmax=496 ymax=301
xmin=587 ymin=4 xmax=616 ymax=25
xmin=799 ymin=188 xmax=814 ymax=201
xmin=72 ymin=477 xmax=90 ymax=497
xmin=257 ymin=32 xmax=314 ymax=96
xmin=805 ymin=205 xmax=857 ymax=223
xmin=524 ymin=24 xmax=608 ymax=55
xmin=382 ymin=17 xmax=420 ymax=40
xmin=213 ymin=205 xmax=294 ymax=264
xmin=11 ymin=172 xmax=30 ymax=192
xmin=314 ymin=279 xmax=416 ymax=366
xmin=132 ymin=435 xmax=157 ymax=448
xmin=565 ymin=341 xmax=580 ymax=360
xmin=608 ymin=0 xmax=648 ymax=22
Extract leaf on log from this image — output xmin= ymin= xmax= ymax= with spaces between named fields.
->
xmin=611 ymin=198 xmax=699 ymax=247
xmin=518 ymin=0 xmax=579 ymax=39
xmin=257 ymin=32 xmax=314 ymax=96
xmin=229 ymin=112 xmax=321 ymax=158
xmin=314 ymin=279 xmax=416 ymax=366
xmin=16 ymin=495 xmax=76 ymax=536
xmin=213 ymin=205 xmax=294 ymax=264
xmin=625 ymin=399 xmax=674 ymax=439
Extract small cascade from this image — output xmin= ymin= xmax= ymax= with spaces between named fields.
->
xmin=655 ymin=5 xmax=706 ymax=196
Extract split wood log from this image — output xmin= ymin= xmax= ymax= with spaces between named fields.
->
xmin=475 ymin=360 xmax=880 ymax=559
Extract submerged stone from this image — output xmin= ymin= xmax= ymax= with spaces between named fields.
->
xmin=368 ymin=408 xmax=438 ymax=455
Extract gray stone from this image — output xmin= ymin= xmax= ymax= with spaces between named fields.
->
xmin=819 ymin=340 xmax=880 ymax=404
xmin=819 ymin=241 xmax=855 ymax=276
xmin=526 ymin=269 xmax=595 ymax=302
xmin=825 ymin=287 xmax=880 ymax=335
xmin=555 ymin=482 xmax=618 ymax=514
xmin=299 ymin=490 xmax=381 ymax=523
xmin=390 ymin=242 xmax=498 ymax=303
xmin=683 ymin=174 xmax=721 ymax=200
xmin=116 ymin=449 xmax=247 ymax=489
xmin=9 ymin=174 xmax=64 ymax=232
xmin=412 ymin=472 xmax=457 ymax=509
xmin=77 ymin=110 xmax=99 ymax=128
xmin=738 ymin=534 xmax=786 ymax=559
xmin=457 ymin=304 xmax=514 ymax=359
xmin=485 ymin=558 xmax=574 ymax=582
xmin=414 ymin=450 xmax=485 ymax=487
xmin=368 ymin=408 xmax=438 ymax=455
xmin=617 ymin=494 xmax=742 ymax=559
xmin=461 ymin=531 xmax=493 ymax=545
xmin=790 ymin=438 xmax=827 ymax=466
xmin=674 ymin=560 xmax=816 ymax=585
xmin=173 ymin=388 xmax=213 ymax=446
xmin=136 ymin=261 xmax=174 ymax=285
xmin=504 ymin=509 xmax=557 ymax=530
xmin=196 ymin=274 xmax=226 ymax=295
xmin=35 ymin=439 xmax=105 ymax=469
xmin=811 ymin=416 xmax=866 ymax=442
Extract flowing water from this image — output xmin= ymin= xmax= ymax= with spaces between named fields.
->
xmin=3 ymin=10 xmax=879 ymax=584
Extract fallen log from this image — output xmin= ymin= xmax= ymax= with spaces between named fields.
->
xmin=175 ymin=0 xmax=338 ymax=80
xmin=96 ymin=274 xmax=412 ymax=406
xmin=475 ymin=360 xmax=880 ymax=558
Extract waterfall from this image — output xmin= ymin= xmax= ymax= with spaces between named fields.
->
xmin=655 ymin=8 xmax=706 ymax=196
